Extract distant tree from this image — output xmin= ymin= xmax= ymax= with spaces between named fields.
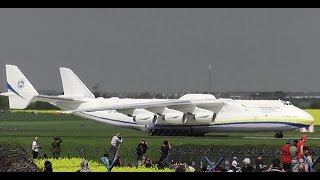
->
xmin=0 ymin=96 xmax=9 ymax=110
xmin=168 ymin=94 xmax=175 ymax=99
xmin=310 ymin=100 xmax=320 ymax=109
xmin=274 ymin=91 xmax=286 ymax=100
xmin=155 ymin=93 xmax=164 ymax=99
xmin=102 ymin=93 xmax=110 ymax=98
xmin=221 ymin=92 xmax=231 ymax=98
xmin=139 ymin=92 xmax=152 ymax=99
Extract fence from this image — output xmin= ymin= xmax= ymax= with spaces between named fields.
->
xmin=21 ymin=144 xmax=320 ymax=170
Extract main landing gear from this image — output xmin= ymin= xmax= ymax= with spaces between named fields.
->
xmin=149 ymin=129 xmax=204 ymax=136
xmin=275 ymin=131 xmax=283 ymax=138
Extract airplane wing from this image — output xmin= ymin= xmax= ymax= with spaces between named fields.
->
xmin=71 ymin=99 xmax=192 ymax=113
xmin=68 ymin=99 xmax=225 ymax=114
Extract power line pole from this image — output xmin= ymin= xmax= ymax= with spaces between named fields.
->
xmin=208 ymin=65 xmax=213 ymax=93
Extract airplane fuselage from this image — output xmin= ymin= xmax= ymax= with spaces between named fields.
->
xmin=54 ymin=97 xmax=314 ymax=136
xmin=3 ymin=65 xmax=314 ymax=138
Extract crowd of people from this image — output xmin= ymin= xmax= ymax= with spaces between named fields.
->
xmin=31 ymin=136 xmax=63 ymax=160
xmin=32 ymin=133 xmax=319 ymax=172
xmin=201 ymin=135 xmax=318 ymax=172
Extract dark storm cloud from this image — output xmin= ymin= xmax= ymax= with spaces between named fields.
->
xmin=0 ymin=8 xmax=320 ymax=93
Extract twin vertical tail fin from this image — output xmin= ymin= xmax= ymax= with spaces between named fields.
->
xmin=0 ymin=65 xmax=94 ymax=109
xmin=1 ymin=65 xmax=39 ymax=109
xmin=59 ymin=67 xmax=95 ymax=98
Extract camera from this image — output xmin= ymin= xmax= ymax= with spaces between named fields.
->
xmin=54 ymin=136 xmax=61 ymax=140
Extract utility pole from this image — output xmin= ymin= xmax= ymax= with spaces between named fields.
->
xmin=208 ymin=64 xmax=213 ymax=93
xmin=92 ymin=83 xmax=100 ymax=97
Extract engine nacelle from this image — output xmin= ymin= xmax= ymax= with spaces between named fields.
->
xmin=133 ymin=114 xmax=157 ymax=126
xmin=194 ymin=112 xmax=216 ymax=124
xmin=163 ymin=112 xmax=187 ymax=124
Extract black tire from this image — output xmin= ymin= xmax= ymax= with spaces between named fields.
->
xmin=275 ymin=133 xmax=283 ymax=138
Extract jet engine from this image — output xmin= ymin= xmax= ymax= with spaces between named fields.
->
xmin=193 ymin=112 xmax=216 ymax=124
xmin=163 ymin=112 xmax=187 ymax=124
xmin=133 ymin=114 xmax=157 ymax=125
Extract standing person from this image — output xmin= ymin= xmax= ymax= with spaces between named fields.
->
xmin=159 ymin=140 xmax=171 ymax=167
xmin=281 ymin=139 xmax=292 ymax=172
xmin=302 ymin=146 xmax=312 ymax=172
xmin=108 ymin=132 xmax=123 ymax=171
xmin=51 ymin=136 xmax=63 ymax=159
xmin=297 ymin=135 xmax=308 ymax=161
xmin=290 ymin=139 xmax=299 ymax=172
xmin=297 ymin=135 xmax=308 ymax=170
xmin=136 ymin=139 xmax=149 ymax=166
xmin=32 ymin=136 xmax=41 ymax=159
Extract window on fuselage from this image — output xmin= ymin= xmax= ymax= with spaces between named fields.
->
xmin=284 ymin=101 xmax=293 ymax=106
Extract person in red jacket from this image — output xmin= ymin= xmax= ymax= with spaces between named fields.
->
xmin=297 ymin=135 xmax=308 ymax=161
xmin=297 ymin=135 xmax=308 ymax=171
xmin=281 ymin=139 xmax=292 ymax=172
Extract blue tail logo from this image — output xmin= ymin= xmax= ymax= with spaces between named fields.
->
xmin=17 ymin=79 xmax=25 ymax=89
xmin=7 ymin=82 xmax=25 ymax=99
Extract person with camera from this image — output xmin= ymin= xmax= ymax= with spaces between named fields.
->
xmin=108 ymin=132 xmax=123 ymax=171
xmin=136 ymin=139 xmax=149 ymax=166
xmin=159 ymin=140 xmax=171 ymax=167
xmin=51 ymin=136 xmax=63 ymax=159
xmin=32 ymin=136 xmax=41 ymax=159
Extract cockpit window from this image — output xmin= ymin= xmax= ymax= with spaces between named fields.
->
xmin=284 ymin=101 xmax=293 ymax=105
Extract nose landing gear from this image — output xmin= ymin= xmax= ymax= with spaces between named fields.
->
xmin=275 ymin=131 xmax=283 ymax=138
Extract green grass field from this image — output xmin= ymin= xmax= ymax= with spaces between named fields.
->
xmin=305 ymin=109 xmax=320 ymax=125
xmin=0 ymin=109 xmax=319 ymax=163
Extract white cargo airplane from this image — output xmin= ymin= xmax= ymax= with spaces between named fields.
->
xmin=0 ymin=65 xmax=315 ymax=138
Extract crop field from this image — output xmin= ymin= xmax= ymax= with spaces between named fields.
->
xmin=34 ymin=157 xmax=172 ymax=172
xmin=0 ymin=110 xmax=319 ymax=164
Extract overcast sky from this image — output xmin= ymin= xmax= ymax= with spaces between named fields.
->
xmin=0 ymin=8 xmax=320 ymax=93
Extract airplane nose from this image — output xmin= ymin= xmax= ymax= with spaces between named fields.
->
xmin=303 ymin=110 xmax=315 ymax=124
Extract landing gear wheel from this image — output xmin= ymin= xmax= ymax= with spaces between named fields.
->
xmin=149 ymin=131 xmax=154 ymax=136
xmin=275 ymin=132 xmax=283 ymax=138
xmin=160 ymin=131 xmax=165 ymax=136
xmin=153 ymin=129 xmax=160 ymax=136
